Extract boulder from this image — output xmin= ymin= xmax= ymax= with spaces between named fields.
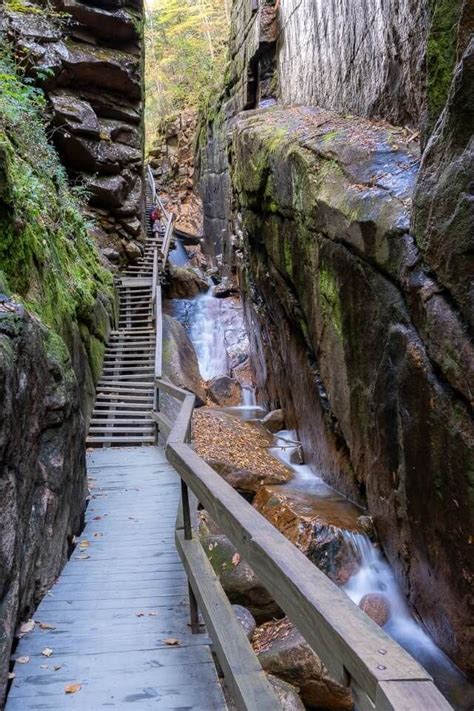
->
xmin=54 ymin=132 xmax=140 ymax=174
xmin=200 ymin=533 xmax=280 ymax=621
xmin=102 ymin=246 xmax=120 ymax=264
xmin=124 ymin=240 xmax=142 ymax=261
xmin=207 ymin=375 xmax=242 ymax=406
xmin=99 ymin=118 xmax=141 ymax=148
xmin=49 ymin=92 xmax=100 ymax=138
xmin=86 ymin=173 xmax=131 ymax=208
xmin=192 ymin=409 xmax=293 ymax=495
xmin=254 ymin=618 xmax=352 ymax=710
xmin=359 ymin=593 xmax=390 ymax=627
xmin=253 ymin=486 xmax=365 ymax=585
xmin=162 ymin=314 xmax=207 ymax=405
xmin=267 ymin=675 xmax=305 ymax=710
xmin=232 ymin=605 xmax=256 ymax=640
xmin=261 ymin=408 xmax=285 ymax=433
xmin=166 ymin=266 xmax=209 ymax=299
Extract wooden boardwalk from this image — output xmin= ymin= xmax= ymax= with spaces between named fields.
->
xmin=6 ymin=447 xmax=227 ymax=710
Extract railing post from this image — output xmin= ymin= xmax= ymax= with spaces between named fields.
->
xmin=181 ymin=479 xmax=200 ymax=633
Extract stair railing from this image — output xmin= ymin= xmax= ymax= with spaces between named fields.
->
xmin=151 ymin=379 xmax=453 ymax=710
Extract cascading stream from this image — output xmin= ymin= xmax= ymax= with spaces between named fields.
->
xmin=168 ymin=256 xmax=473 ymax=708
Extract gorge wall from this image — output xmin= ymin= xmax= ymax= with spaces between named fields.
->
xmin=3 ymin=0 xmax=145 ymax=267
xmin=0 ymin=0 xmax=145 ymax=701
xmin=198 ymin=0 xmax=474 ymax=678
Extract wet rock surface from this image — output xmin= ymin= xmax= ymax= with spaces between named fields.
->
xmin=162 ymin=314 xmax=207 ymax=405
xmin=192 ymin=409 xmax=293 ymax=495
xmin=267 ymin=675 xmax=305 ymax=710
xmin=0 ymin=302 xmax=87 ymax=703
xmin=207 ymin=375 xmax=242 ymax=407
xmin=3 ymin=2 xmax=144 ymax=263
xmin=253 ymin=485 xmax=365 ymax=585
xmin=253 ymin=617 xmax=353 ymax=710
xmin=230 ymin=105 xmax=474 ymax=674
xmin=359 ymin=593 xmax=390 ymax=627
xmin=165 ymin=266 xmax=209 ymax=299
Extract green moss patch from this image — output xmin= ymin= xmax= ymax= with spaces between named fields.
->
xmin=0 ymin=36 xmax=113 ymax=339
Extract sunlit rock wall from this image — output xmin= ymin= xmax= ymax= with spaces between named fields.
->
xmin=278 ymin=0 xmax=427 ymax=126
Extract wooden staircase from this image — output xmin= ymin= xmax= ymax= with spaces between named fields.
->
xmin=86 ymin=173 xmax=171 ymax=447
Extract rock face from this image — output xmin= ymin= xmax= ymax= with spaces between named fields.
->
xmin=230 ymin=106 xmax=474 ymax=675
xmin=253 ymin=617 xmax=353 ymax=710
xmin=192 ymin=409 xmax=293 ymax=495
xmin=207 ymin=375 xmax=242 ymax=406
xmin=162 ymin=314 xmax=207 ymax=404
xmin=3 ymin=1 xmax=145 ymax=263
xmin=253 ymin=485 xmax=365 ymax=585
xmin=0 ymin=303 xmax=87 ymax=704
xmin=197 ymin=0 xmax=473 ymax=682
xmin=165 ymin=265 xmax=209 ymax=299
xmin=148 ymin=109 xmax=203 ymax=235
xmin=201 ymin=533 xmax=280 ymax=621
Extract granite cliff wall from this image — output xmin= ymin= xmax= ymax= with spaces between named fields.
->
xmin=198 ymin=0 xmax=474 ymax=677
xmin=3 ymin=0 xmax=145 ymax=267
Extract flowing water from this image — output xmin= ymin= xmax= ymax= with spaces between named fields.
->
xmin=172 ymin=278 xmax=473 ymax=709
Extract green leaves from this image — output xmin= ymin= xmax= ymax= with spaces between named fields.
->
xmin=144 ymin=0 xmax=229 ymax=143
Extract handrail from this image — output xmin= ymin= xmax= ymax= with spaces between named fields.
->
xmin=161 ymin=213 xmax=174 ymax=269
xmin=146 ymin=163 xmax=169 ymax=221
xmin=153 ymin=377 xmax=452 ymax=711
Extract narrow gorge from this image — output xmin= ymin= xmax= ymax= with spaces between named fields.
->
xmin=0 ymin=0 xmax=472 ymax=709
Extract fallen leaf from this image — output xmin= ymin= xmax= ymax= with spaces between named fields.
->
xmin=54 ymin=665 xmax=62 ymax=671
xmin=148 ymin=612 xmax=158 ymax=617
xmin=75 ymin=554 xmax=90 ymax=560
xmin=19 ymin=620 xmax=35 ymax=635
xmin=65 ymin=683 xmax=82 ymax=694
xmin=39 ymin=622 xmax=56 ymax=631
xmin=231 ymin=553 xmax=241 ymax=566
xmin=93 ymin=532 xmax=103 ymax=538
xmin=93 ymin=515 xmax=102 ymax=520
xmin=79 ymin=540 xmax=89 ymax=549
xmin=42 ymin=648 xmax=53 ymax=657
xmin=8 ymin=672 xmax=15 ymax=680
xmin=16 ymin=656 xmax=30 ymax=664
xmin=39 ymin=664 xmax=49 ymax=670
xmin=164 ymin=638 xmax=181 ymax=646
xmin=135 ymin=612 xmax=145 ymax=617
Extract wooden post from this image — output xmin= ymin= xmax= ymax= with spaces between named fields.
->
xmin=181 ymin=479 xmax=200 ymax=633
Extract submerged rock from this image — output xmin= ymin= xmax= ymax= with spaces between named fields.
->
xmin=207 ymin=375 xmax=242 ymax=406
xmin=359 ymin=593 xmax=390 ymax=627
xmin=253 ymin=486 xmax=365 ymax=585
xmin=192 ymin=409 xmax=293 ymax=495
xmin=253 ymin=617 xmax=353 ymax=710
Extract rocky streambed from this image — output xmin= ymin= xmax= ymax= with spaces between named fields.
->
xmin=161 ymin=250 xmax=474 ymax=710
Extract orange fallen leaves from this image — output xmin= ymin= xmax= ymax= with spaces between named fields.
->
xmin=65 ymin=683 xmax=82 ymax=694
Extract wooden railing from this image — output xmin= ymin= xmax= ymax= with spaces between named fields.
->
xmin=151 ymin=378 xmax=453 ymax=710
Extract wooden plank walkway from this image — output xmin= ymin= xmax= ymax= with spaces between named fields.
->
xmin=6 ymin=447 xmax=227 ymax=710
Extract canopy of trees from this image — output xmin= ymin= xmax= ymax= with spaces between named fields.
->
xmin=145 ymin=0 xmax=230 ymax=145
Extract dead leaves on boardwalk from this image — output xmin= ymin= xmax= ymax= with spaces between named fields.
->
xmin=65 ymin=683 xmax=82 ymax=694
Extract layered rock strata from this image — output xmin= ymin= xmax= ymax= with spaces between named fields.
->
xmin=3 ymin=0 xmax=145 ymax=264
